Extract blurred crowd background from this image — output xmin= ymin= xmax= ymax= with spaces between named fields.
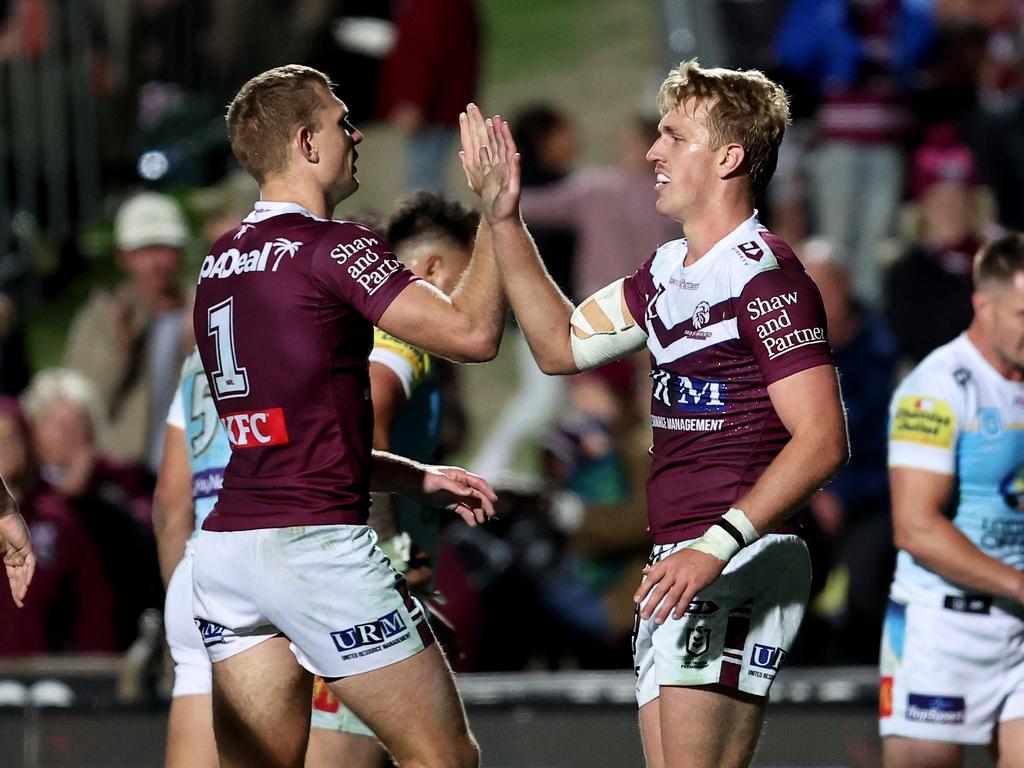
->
xmin=0 ymin=0 xmax=1022 ymax=685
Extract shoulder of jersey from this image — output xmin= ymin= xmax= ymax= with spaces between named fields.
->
xmin=900 ymin=337 xmax=974 ymax=395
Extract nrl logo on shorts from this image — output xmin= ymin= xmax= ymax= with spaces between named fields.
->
xmin=683 ymin=625 xmax=711 ymax=657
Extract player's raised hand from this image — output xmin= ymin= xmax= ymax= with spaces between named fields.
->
xmin=633 ymin=548 xmax=726 ymax=625
xmin=0 ymin=502 xmax=36 ymax=609
xmin=477 ymin=116 xmax=522 ymax=224
xmin=420 ymin=465 xmax=498 ymax=527
xmin=458 ymin=104 xmax=489 ymax=195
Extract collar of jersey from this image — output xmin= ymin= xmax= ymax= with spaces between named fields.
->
xmin=957 ymin=332 xmax=1024 ymax=388
xmin=676 ymin=210 xmax=763 ymax=270
xmin=243 ymin=201 xmax=329 ymax=223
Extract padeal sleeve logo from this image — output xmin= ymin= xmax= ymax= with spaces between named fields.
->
xmin=890 ymin=396 xmax=956 ymax=449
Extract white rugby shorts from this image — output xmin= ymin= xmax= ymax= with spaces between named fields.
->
xmin=165 ymin=540 xmax=212 ymax=697
xmin=192 ymin=525 xmax=434 ymax=678
xmin=880 ymin=598 xmax=1024 ymax=744
xmin=633 ymin=533 xmax=810 ymax=708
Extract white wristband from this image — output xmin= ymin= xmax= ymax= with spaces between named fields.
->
xmin=688 ymin=507 xmax=760 ymax=563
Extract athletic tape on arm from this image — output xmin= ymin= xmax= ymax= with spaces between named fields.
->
xmin=569 ymin=278 xmax=648 ymax=371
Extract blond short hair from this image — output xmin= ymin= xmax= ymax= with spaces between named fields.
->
xmin=226 ymin=65 xmax=335 ymax=184
xmin=21 ymin=368 xmax=102 ymax=430
xmin=657 ymin=59 xmax=790 ymax=197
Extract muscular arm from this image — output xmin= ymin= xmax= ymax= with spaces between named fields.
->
xmin=376 ymin=222 xmax=506 ymax=363
xmin=734 ymin=364 xmax=850 ymax=534
xmin=152 ymin=424 xmax=195 ymax=587
xmin=890 ymin=466 xmax=1024 ymax=601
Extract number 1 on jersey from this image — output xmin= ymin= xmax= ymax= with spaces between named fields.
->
xmin=208 ymin=297 xmax=250 ymax=399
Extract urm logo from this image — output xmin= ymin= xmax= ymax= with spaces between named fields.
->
xmin=331 ymin=610 xmax=407 ymax=652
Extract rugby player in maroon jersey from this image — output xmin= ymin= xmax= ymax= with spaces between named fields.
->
xmin=463 ymin=61 xmax=849 ymax=768
xmin=191 ymin=65 xmax=507 ymax=768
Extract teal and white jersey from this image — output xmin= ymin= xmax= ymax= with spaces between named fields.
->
xmin=888 ymin=333 xmax=1024 ymax=602
xmin=166 ymin=349 xmax=232 ymax=535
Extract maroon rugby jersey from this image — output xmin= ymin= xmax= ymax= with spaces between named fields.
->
xmin=622 ymin=215 xmax=833 ymax=544
xmin=193 ymin=202 xmax=418 ymax=531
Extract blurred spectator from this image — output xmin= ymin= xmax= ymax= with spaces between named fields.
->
xmin=470 ymin=104 xmax=577 ymax=481
xmin=63 ymin=191 xmax=193 ymax=473
xmin=0 ymin=396 xmax=116 ymax=656
xmin=0 ymin=293 xmax=30 ymax=396
xmin=376 ymin=0 xmax=480 ymax=192
xmin=883 ymin=125 xmax=997 ymax=364
xmin=518 ymin=114 xmax=677 ymax=300
xmin=21 ymin=368 xmax=162 ymax=650
xmin=777 ymin=0 xmax=936 ymax=306
xmin=799 ymin=238 xmax=899 ymax=663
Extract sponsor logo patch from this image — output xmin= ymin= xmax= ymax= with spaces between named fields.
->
xmin=330 ymin=236 xmax=402 ymax=295
xmin=880 ymin=676 xmax=893 ymax=717
xmin=196 ymin=619 xmax=226 ymax=646
xmin=198 ymin=238 xmax=302 ymax=283
xmin=220 ymin=407 xmax=290 ymax=448
xmin=685 ymin=600 xmax=719 ymax=616
xmin=651 ymin=370 xmax=727 ymax=414
xmin=191 ymin=467 xmax=224 ymax=499
xmin=750 ymin=643 xmax=787 ymax=671
xmin=331 ymin=609 xmax=410 ymax=660
xmin=684 ymin=626 xmax=711 ymax=657
xmin=906 ymin=694 xmax=965 ymax=724
xmin=890 ymin=396 xmax=955 ymax=448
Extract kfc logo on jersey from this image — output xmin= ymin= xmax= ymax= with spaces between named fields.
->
xmin=198 ymin=238 xmax=303 ymax=282
xmin=330 ymin=235 xmax=402 ymax=295
xmin=220 ymin=408 xmax=290 ymax=448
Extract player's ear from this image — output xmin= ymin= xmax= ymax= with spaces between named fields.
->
xmin=719 ymin=142 xmax=745 ymax=179
xmin=422 ymin=252 xmax=441 ymax=280
xmin=298 ymin=126 xmax=318 ymax=163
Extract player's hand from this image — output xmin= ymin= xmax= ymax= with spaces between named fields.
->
xmin=0 ymin=510 xmax=36 ymax=608
xmin=458 ymin=104 xmax=488 ymax=195
xmin=459 ymin=106 xmax=521 ymax=222
xmin=420 ymin=465 xmax=498 ymax=527
xmin=633 ymin=548 xmax=726 ymax=624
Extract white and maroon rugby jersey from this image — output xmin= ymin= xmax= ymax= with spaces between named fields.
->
xmin=622 ymin=214 xmax=834 ymax=544
xmin=193 ymin=202 xmax=419 ymax=531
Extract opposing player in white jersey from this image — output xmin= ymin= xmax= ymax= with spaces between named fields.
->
xmin=465 ymin=60 xmax=848 ymax=768
xmin=880 ymin=232 xmax=1024 ymax=768
xmin=153 ymin=349 xmax=230 ymax=768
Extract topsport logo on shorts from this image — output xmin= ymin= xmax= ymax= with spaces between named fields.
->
xmin=906 ymin=694 xmax=965 ymax=725
xmin=331 ymin=610 xmax=409 ymax=659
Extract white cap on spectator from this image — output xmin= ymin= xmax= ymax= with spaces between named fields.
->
xmin=114 ymin=192 xmax=188 ymax=251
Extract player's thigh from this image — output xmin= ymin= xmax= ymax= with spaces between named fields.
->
xmin=165 ymin=694 xmax=217 ymax=768
xmin=638 ymin=699 xmax=665 ymax=768
xmin=306 ymin=727 xmax=386 ymax=768
xmin=329 ymin=644 xmax=477 ymax=768
xmin=658 ymin=684 xmax=765 ymax=768
xmin=882 ymin=736 xmax=962 ymax=768
xmin=995 ymin=717 xmax=1024 ymax=768
xmin=211 ymin=635 xmax=314 ymax=768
